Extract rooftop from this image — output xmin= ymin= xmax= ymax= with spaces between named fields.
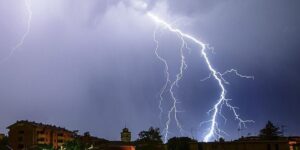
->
xmin=7 ymin=120 xmax=73 ymax=133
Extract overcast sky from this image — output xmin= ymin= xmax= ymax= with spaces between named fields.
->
xmin=0 ymin=0 xmax=299 ymax=141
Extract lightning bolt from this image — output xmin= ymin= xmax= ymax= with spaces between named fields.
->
xmin=164 ymin=33 xmax=188 ymax=142
xmin=1 ymin=0 xmax=32 ymax=63
xmin=153 ymin=26 xmax=171 ymax=121
xmin=148 ymin=12 xmax=254 ymax=142
xmin=153 ymin=21 xmax=189 ymax=142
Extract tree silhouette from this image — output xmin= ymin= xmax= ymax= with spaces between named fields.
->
xmin=218 ymin=137 xmax=225 ymax=142
xmin=136 ymin=127 xmax=163 ymax=150
xmin=63 ymin=139 xmax=87 ymax=150
xmin=0 ymin=136 xmax=10 ymax=150
xmin=259 ymin=121 xmax=282 ymax=140
xmin=137 ymin=127 xmax=162 ymax=143
xmin=32 ymin=144 xmax=54 ymax=150
xmin=83 ymin=132 xmax=90 ymax=136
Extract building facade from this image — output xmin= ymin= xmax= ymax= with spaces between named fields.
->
xmin=7 ymin=120 xmax=74 ymax=150
xmin=289 ymin=137 xmax=300 ymax=150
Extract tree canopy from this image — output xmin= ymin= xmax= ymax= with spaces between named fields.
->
xmin=63 ymin=139 xmax=88 ymax=150
xmin=32 ymin=144 xmax=55 ymax=150
xmin=137 ymin=127 xmax=163 ymax=143
xmin=0 ymin=136 xmax=10 ymax=150
xmin=259 ymin=121 xmax=282 ymax=140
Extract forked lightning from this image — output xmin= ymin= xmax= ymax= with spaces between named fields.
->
xmin=148 ymin=12 xmax=254 ymax=142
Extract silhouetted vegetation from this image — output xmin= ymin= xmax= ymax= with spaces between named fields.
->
xmin=135 ymin=127 xmax=164 ymax=150
xmin=167 ymin=137 xmax=197 ymax=150
xmin=218 ymin=137 xmax=225 ymax=142
xmin=31 ymin=144 xmax=54 ymax=150
xmin=259 ymin=121 xmax=282 ymax=140
xmin=0 ymin=136 xmax=10 ymax=150
xmin=63 ymin=139 xmax=88 ymax=150
xmin=136 ymin=127 xmax=163 ymax=143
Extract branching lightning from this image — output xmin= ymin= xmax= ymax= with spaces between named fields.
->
xmin=153 ymin=26 xmax=171 ymax=121
xmin=148 ymin=12 xmax=254 ymax=142
xmin=153 ymin=20 xmax=190 ymax=143
xmin=0 ymin=0 xmax=254 ymax=143
xmin=164 ymin=33 xmax=188 ymax=142
xmin=1 ymin=0 xmax=32 ymax=63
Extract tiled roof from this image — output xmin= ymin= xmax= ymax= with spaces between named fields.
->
xmin=7 ymin=120 xmax=73 ymax=133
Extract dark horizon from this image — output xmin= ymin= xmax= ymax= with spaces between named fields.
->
xmin=2 ymin=119 xmax=298 ymax=141
xmin=0 ymin=0 xmax=300 ymax=142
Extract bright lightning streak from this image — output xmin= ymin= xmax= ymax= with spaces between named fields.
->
xmin=153 ymin=26 xmax=171 ymax=120
xmin=1 ymin=0 xmax=32 ymax=63
xmin=153 ymin=24 xmax=187 ymax=143
xmin=164 ymin=34 xmax=188 ymax=142
xmin=148 ymin=12 xmax=254 ymax=142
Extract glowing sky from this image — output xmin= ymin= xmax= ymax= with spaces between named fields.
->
xmin=0 ymin=0 xmax=299 ymax=141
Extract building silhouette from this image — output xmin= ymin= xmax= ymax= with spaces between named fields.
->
xmin=7 ymin=120 xmax=74 ymax=150
xmin=121 ymin=127 xmax=131 ymax=142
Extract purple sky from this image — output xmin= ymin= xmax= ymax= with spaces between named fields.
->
xmin=0 ymin=0 xmax=299 ymax=141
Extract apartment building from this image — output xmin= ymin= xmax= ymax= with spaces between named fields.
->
xmin=7 ymin=120 xmax=74 ymax=150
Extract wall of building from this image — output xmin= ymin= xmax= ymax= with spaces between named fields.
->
xmin=8 ymin=123 xmax=36 ymax=150
xmin=7 ymin=121 xmax=74 ymax=150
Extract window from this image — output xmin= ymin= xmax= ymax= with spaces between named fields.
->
xmin=37 ymin=131 xmax=45 ymax=134
xmin=18 ymin=130 xmax=25 ymax=134
xmin=18 ymin=136 xmax=23 ymax=142
xmin=57 ymin=139 xmax=63 ymax=143
xmin=57 ymin=133 xmax=63 ymax=136
xmin=18 ymin=144 xmax=24 ymax=149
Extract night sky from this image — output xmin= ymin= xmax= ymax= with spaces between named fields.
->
xmin=0 ymin=0 xmax=299 ymax=141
